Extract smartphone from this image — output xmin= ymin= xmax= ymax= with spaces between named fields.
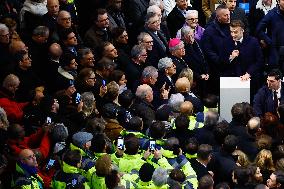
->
xmin=102 ymin=80 xmax=106 ymax=87
xmin=75 ymin=93 xmax=81 ymax=104
xmin=45 ymin=159 xmax=55 ymax=170
xmin=149 ymin=140 xmax=156 ymax=151
xmin=46 ymin=117 xmax=52 ymax=124
xmin=117 ymin=137 xmax=124 ymax=150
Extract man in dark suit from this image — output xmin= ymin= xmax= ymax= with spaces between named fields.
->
xmin=190 ymin=144 xmax=213 ymax=180
xmin=253 ymin=69 xmax=284 ymax=117
xmin=223 ymin=20 xmax=263 ymax=80
xmin=223 ymin=20 xmax=263 ymax=99
xmin=143 ymin=12 xmax=168 ymax=68
xmin=201 ymin=4 xmax=231 ymax=95
xmin=167 ymin=0 xmax=191 ymax=38
xmin=156 ymin=57 xmax=176 ymax=96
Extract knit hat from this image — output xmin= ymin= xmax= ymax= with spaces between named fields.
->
xmin=169 ymin=38 xmax=182 ymax=48
xmin=72 ymin=132 xmax=93 ymax=148
xmin=139 ymin=163 xmax=155 ymax=182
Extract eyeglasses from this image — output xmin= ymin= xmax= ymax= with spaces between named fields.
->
xmin=0 ymin=33 xmax=9 ymax=37
xmin=150 ymin=20 xmax=160 ymax=25
xmin=140 ymin=54 xmax=148 ymax=57
xmin=88 ymin=77 xmax=96 ymax=80
xmin=98 ymin=18 xmax=109 ymax=23
xmin=187 ymin=18 xmax=198 ymax=21
xmin=144 ymin=40 xmax=153 ymax=44
xmin=61 ymin=17 xmax=71 ymax=21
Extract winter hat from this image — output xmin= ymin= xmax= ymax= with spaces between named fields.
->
xmin=139 ymin=163 xmax=155 ymax=182
xmin=72 ymin=132 xmax=93 ymax=148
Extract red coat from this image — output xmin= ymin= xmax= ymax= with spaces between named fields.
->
xmin=7 ymin=128 xmax=51 ymax=159
xmin=0 ymin=88 xmax=28 ymax=123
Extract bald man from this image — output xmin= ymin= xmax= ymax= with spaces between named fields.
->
xmin=175 ymin=77 xmax=203 ymax=113
xmin=180 ymin=101 xmax=194 ymax=116
xmin=42 ymin=0 xmax=60 ymax=32
xmin=12 ymin=149 xmax=44 ymax=189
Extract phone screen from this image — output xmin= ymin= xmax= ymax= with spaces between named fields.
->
xmin=117 ymin=138 xmax=124 ymax=150
xmin=150 ymin=140 xmax=156 ymax=151
xmin=75 ymin=93 xmax=81 ymax=104
xmin=46 ymin=117 xmax=52 ymax=124
xmin=102 ymin=80 xmax=106 ymax=87
xmin=46 ymin=159 xmax=55 ymax=170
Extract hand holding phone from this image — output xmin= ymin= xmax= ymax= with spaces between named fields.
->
xmin=149 ymin=140 xmax=156 ymax=151
xmin=46 ymin=117 xmax=52 ymax=124
xmin=117 ymin=137 xmax=124 ymax=150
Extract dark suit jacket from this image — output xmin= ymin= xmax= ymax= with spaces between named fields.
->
xmin=184 ymin=41 xmax=209 ymax=78
xmin=167 ymin=6 xmax=186 ymax=38
xmin=222 ymin=35 xmax=263 ymax=77
xmin=253 ymin=82 xmax=284 ymax=117
xmin=201 ymin=21 xmax=231 ymax=76
xmin=181 ymin=92 xmax=204 ymax=113
xmin=190 ymin=159 xmax=210 ymax=180
xmin=155 ymin=73 xmax=176 ymax=97
xmin=143 ymin=27 xmax=168 ymax=67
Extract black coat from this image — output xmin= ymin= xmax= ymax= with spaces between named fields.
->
xmin=131 ymin=97 xmax=156 ymax=132
xmin=142 ymin=27 xmax=168 ymax=68
xmin=167 ymin=6 xmax=186 ymax=38
xmin=190 ymin=159 xmax=210 ymax=180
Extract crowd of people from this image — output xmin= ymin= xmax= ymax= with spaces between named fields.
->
xmin=0 ymin=0 xmax=284 ymax=188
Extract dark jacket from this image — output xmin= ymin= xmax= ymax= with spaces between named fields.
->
xmin=184 ymin=41 xmax=209 ymax=78
xmin=256 ymin=6 xmax=284 ymax=67
xmin=131 ymin=97 xmax=156 ymax=132
xmin=253 ymin=82 xmax=284 ymax=117
xmin=222 ymin=35 xmax=263 ymax=77
xmin=142 ymin=27 xmax=168 ymax=68
xmin=167 ymin=6 xmax=187 ymax=38
xmin=201 ymin=20 xmax=231 ymax=76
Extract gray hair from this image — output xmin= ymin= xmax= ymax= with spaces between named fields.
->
xmin=169 ymin=40 xmax=184 ymax=53
xmin=131 ymin=44 xmax=145 ymax=58
xmin=158 ymin=57 xmax=173 ymax=72
xmin=168 ymin=93 xmax=184 ymax=112
xmin=145 ymin=11 xmax=158 ymax=25
xmin=181 ymin=26 xmax=194 ymax=41
xmin=0 ymin=107 xmax=9 ymax=130
xmin=135 ymin=84 xmax=152 ymax=100
xmin=137 ymin=32 xmax=151 ymax=44
xmin=185 ymin=10 xmax=198 ymax=18
xmin=2 ymin=74 xmax=19 ymax=89
xmin=149 ymin=0 xmax=164 ymax=7
xmin=147 ymin=5 xmax=161 ymax=14
xmin=78 ymin=47 xmax=92 ymax=60
xmin=141 ymin=66 xmax=158 ymax=80
xmin=152 ymin=167 xmax=168 ymax=187
xmin=0 ymin=23 xmax=9 ymax=34
xmin=81 ymin=92 xmax=95 ymax=116
xmin=33 ymin=26 xmax=49 ymax=36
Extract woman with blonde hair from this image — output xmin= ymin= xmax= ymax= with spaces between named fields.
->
xmin=255 ymin=149 xmax=275 ymax=183
xmin=232 ymin=149 xmax=251 ymax=167
xmin=178 ymin=67 xmax=194 ymax=86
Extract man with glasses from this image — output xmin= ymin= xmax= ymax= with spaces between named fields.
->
xmin=85 ymin=8 xmax=112 ymax=54
xmin=12 ymin=149 xmax=44 ymax=189
xmin=143 ymin=12 xmax=167 ymax=68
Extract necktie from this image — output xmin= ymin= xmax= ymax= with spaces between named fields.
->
xmin=274 ymin=91 xmax=278 ymax=111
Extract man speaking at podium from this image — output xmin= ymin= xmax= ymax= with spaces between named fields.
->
xmin=223 ymin=20 xmax=263 ymax=98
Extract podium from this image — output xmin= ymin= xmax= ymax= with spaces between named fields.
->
xmin=220 ymin=77 xmax=250 ymax=122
